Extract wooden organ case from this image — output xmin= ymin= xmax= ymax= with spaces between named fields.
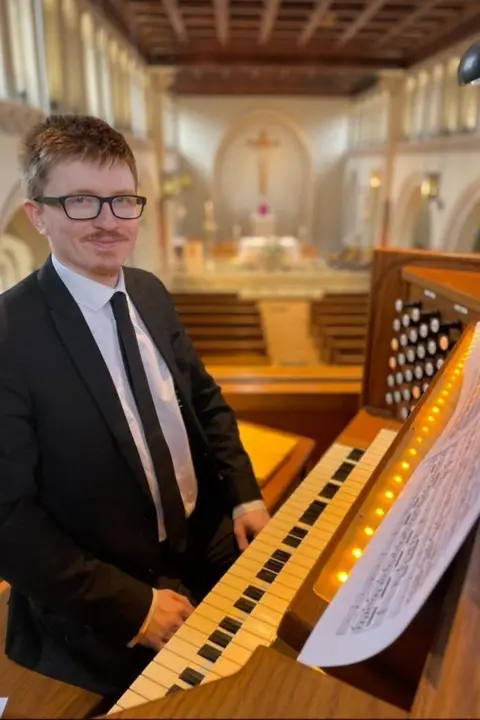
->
xmin=108 ymin=248 xmax=480 ymax=720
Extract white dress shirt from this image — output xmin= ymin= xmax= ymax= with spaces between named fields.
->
xmin=51 ymin=256 xmax=265 ymax=543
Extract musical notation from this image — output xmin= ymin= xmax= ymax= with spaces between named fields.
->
xmin=298 ymin=325 xmax=480 ymax=668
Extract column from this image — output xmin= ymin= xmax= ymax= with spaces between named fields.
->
xmin=377 ymin=72 xmax=405 ymax=247
xmin=0 ymin=0 xmax=14 ymax=99
xmin=149 ymin=67 xmax=176 ymax=279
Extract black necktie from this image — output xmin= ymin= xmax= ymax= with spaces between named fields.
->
xmin=110 ymin=291 xmax=187 ymax=553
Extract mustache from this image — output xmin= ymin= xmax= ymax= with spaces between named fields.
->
xmin=83 ymin=232 xmax=129 ymax=243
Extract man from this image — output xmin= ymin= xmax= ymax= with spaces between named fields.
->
xmin=0 ymin=114 xmax=269 ymax=699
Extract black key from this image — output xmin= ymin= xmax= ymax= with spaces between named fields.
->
xmin=257 ymin=568 xmax=277 ymax=582
xmin=319 ymin=483 xmax=339 ymax=500
xmin=180 ymin=667 xmax=204 ymax=686
xmin=244 ymin=585 xmax=264 ymax=601
xmin=283 ymin=534 xmax=301 ymax=547
xmin=166 ymin=684 xmax=182 ymax=695
xmin=198 ymin=644 xmax=222 ymax=663
xmin=290 ymin=526 xmax=308 ymax=539
xmin=272 ymin=549 xmax=291 ymax=563
xmin=299 ymin=510 xmax=316 ymax=526
xmin=209 ymin=629 xmax=232 ymax=648
xmin=234 ymin=597 xmax=256 ymax=613
xmin=300 ymin=502 xmax=324 ymax=524
xmin=332 ymin=461 xmax=355 ymax=482
xmin=219 ymin=616 xmax=242 ymax=634
xmin=265 ymin=558 xmax=284 ymax=574
xmin=348 ymin=448 xmax=364 ymax=462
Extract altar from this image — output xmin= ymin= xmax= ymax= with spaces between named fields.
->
xmin=236 ymin=235 xmax=302 ymax=270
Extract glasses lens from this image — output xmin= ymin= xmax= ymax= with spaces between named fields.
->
xmin=112 ymin=195 xmax=144 ymax=219
xmin=65 ymin=195 xmax=101 ymax=219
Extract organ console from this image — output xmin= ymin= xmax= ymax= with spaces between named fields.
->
xmin=86 ymin=250 xmax=469 ymax=717
xmin=106 ymin=248 xmax=480 ymax=718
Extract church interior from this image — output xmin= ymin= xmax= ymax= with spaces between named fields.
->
xmin=2 ymin=0 xmax=480 ymax=718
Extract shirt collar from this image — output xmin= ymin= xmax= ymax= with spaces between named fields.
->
xmin=51 ymin=254 xmax=126 ymax=312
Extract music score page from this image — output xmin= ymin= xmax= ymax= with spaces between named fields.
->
xmin=298 ymin=325 xmax=480 ymax=668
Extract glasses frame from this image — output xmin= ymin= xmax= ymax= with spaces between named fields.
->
xmin=34 ymin=194 xmax=147 ymax=220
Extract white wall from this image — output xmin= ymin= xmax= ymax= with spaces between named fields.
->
xmin=176 ymin=95 xmax=349 ymax=254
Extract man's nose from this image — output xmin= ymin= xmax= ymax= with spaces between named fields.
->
xmin=93 ymin=201 xmax=119 ymax=228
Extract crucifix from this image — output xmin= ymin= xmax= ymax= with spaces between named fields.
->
xmin=246 ymin=128 xmax=280 ymax=197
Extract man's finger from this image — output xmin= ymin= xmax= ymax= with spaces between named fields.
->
xmin=235 ymin=522 xmax=249 ymax=551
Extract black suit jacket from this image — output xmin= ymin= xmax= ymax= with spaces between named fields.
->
xmin=0 ymin=257 xmax=261 ymax=692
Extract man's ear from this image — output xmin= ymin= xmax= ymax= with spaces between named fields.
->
xmin=23 ymin=199 xmax=47 ymax=236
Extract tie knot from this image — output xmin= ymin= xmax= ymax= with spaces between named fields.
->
xmin=111 ymin=290 xmax=129 ymax=318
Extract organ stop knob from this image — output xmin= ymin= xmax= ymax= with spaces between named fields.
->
xmin=394 ymin=299 xmax=422 ymax=314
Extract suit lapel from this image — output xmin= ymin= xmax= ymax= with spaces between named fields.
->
xmin=37 ymin=258 xmax=153 ymax=501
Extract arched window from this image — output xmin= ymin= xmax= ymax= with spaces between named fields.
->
xmin=131 ymin=64 xmax=147 ymax=137
xmin=97 ymin=29 xmax=113 ymax=123
xmin=426 ymin=64 xmax=443 ymax=136
xmin=443 ymin=57 xmax=460 ymax=133
xmin=412 ymin=71 xmax=428 ymax=138
xmin=109 ymin=39 xmax=122 ymax=126
xmin=43 ymin=0 xmax=63 ymax=106
xmin=62 ymin=0 xmax=84 ymax=112
xmin=0 ymin=1 xmax=11 ymax=99
xmin=6 ymin=0 xmax=40 ymax=106
xmin=119 ymin=50 xmax=131 ymax=129
xmin=460 ymin=79 xmax=479 ymax=132
xmin=81 ymin=12 xmax=100 ymax=116
xmin=403 ymin=77 xmax=416 ymax=139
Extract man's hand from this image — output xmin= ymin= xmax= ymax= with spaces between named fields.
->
xmin=139 ymin=589 xmax=194 ymax=651
xmin=234 ymin=508 xmax=270 ymax=551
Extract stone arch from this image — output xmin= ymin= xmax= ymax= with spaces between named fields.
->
xmin=212 ymin=107 xmax=315 ymax=241
xmin=441 ymin=178 xmax=480 ymax=252
xmin=0 ymin=234 xmax=35 ymax=287
xmin=3 ymin=205 xmax=50 ymax=272
xmin=0 ymin=180 xmax=25 ymax=234
xmin=390 ymin=173 xmax=431 ymax=249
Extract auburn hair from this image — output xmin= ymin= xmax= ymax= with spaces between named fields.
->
xmin=19 ymin=114 xmax=138 ymax=198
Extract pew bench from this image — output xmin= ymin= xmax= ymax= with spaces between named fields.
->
xmin=171 ymin=293 xmax=269 ymax=366
xmin=310 ymin=294 xmax=369 ymax=366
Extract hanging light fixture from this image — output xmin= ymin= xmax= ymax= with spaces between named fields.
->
xmin=458 ymin=42 xmax=480 ymax=86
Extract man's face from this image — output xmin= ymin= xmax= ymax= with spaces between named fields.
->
xmin=24 ymin=159 xmax=139 ymax=285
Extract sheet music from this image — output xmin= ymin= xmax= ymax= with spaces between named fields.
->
xmin=299 ymin=325 xmax=480 ymax=668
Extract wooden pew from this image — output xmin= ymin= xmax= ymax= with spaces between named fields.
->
xmin=310 ymin=293 xmax=369 ymax=365
xmin=171 ymin=293 xmax=269 ymax=366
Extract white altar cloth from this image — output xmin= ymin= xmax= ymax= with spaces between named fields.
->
xmin=236 ymin=236 xmax=301 ymax=269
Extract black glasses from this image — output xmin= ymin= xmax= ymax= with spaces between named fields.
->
xmin=34 ymin=194 xmax=147 ymax=220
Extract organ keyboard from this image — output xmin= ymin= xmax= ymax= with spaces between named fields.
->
xmin=110 ymin=430 xmax=397 ymax=714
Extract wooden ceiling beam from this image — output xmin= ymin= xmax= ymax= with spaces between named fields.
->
xmin=259 ymin=0 xmax=282 ymax=44
xmin=298 ymin=0 xmax=334 ymax=47
xmin=161 ymin=0 xmax=188 ymax=42
xmin=213 ymin=0 xmax=229 ymax=45
xmin=375 ymin=0 xmax=440 ymax=49
xmin=149 ymin=50 xmax=400 ymax=71
xmin=412 ymin=4 xmax=480 ymax=62
xmin=339 ymin=0 xmax=388 ymax=46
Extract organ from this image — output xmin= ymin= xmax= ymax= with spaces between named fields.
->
xmin=108 ymin=247 xmax=480 ymax=718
